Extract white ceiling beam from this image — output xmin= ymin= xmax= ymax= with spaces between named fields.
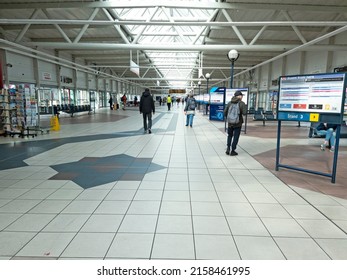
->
xmin=192 ymin=9 xmax=219 ymax=45
xmin=23 ymin=42 xmax=347 ymax=51
xmin=2 ymin=1 xmax=347 ymax=13
xmin=73 ymin=8 xmax=100 ymax=44
xmin=2 ymin=19 xmax=347 ymax=27
xmin=101 ymin=8 xmax=130 ymax=44
xmin=221 ymin=9 xmax=247 ymax=45
xmin=281 ymin=11 xmax=307 ymax=44
xmin=161 ymin=7 xmax=188 ymax=44
xmin=250 ymin=10 xmax=279 ymax=46
xmin=42 ymin=9 xmax=72 ymax=43
xmin=14 ymin=9 xmax=41 ymax=42
xmin=132 ymin=6 xmax=159 ymax=44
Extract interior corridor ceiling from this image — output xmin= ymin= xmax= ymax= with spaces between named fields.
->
xmin=0 ymin=0 xmax=347 ymax=93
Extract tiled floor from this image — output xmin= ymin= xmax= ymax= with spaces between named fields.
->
xmin=0 ymin=104 xmax=347 ymax=260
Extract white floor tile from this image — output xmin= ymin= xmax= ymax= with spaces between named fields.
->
xmin=151 ymin=234 xmax=195 ymax=259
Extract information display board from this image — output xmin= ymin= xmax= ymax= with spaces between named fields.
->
xmin=209 ymin=87 xmax=226 ymax=121
xmin=277 ymin=73 xmax=347 ymax=123
xmin=225 ymin=88 xmax=249 ymax=105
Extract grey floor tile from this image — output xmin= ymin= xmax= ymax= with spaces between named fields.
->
xmin=0 ymin=213 xmax=22 ymax=230
xmin=28 ymin=200 xmax=71 ymax=214
xmin=4 ymin=213 xmax=56 ymax=232
xmin=301 ymin=193 xmax=341 ymax=206
xmin=164 ymin=181 xmax=189 ymax=191
xmin=156 ymin=215 xmax=192 ymax=234
xmin=227 ymin=217 xmax=270 ymax=236
xmin=15 ymin=232 xmax=76 ymax=258
xmin=105 ymin=189 xmax=137 ymax=200
xmin=315 ymin=238 xmax=347 ymax=259
xmin=333 ymin=220 xmax=347 ymax=232
xmin=18 ymin=188 xmax=57 ymax=200
xmin=0 ymin=199 xmax=42 ymax=213
xmin=191 ymin=202 xmax=224 ymax=216
xmin=296 ymin=219 xmax=347 ymax=238
xmin=133 ymin=190 xmax=163 ymax=201
xmin=193 ymin=216 xmax=231 ymax=235
xmin=271 ymin=193 xmax=308 ymax=205
xmin=0 ymin=188 xmax=30 ymax=199
xmin=75 ymin=189 xmax=110 ymax=200
xmin=162 ymin=190 xmax=190 ymax=202
xmin=282 ymin=204 xmax=326 ymax=219
xmin=261 ymin=218 xmax=309 ymax=237
xmin=127 ymin=200 xmax=161 ymax=215
xmin=114 ymin=181 xmax=141 ymax=190
xmin=234 ymin=236 xmax=285 ymax=260
xmin=315 ymin=205 xmax=347 ymax=220
xmin=60 ymin=232 xmax=114 ymax=258
xmin=195 ymin=234 xmax=240 ymax=260
xmin=106 ymin=233 xmax=154 ymax=259
xmin=222 ymin=202 xmax=257 ymax=217
xmin=244 ymin=192 xmax=278 ymax=203
xmin=0 ymin=231 xmax=36 ymax=257
xmin=0 ymin=199 xmax=11 ymax=208
xmin=190 ymin=190 xmax=219 ymax=202
xmin=151 ymin=234 xmax=195 ymax=259
xmin=118 ymin=214 xmax=158 ymax=233
xmin=252 ymin=203 xmax=292 ymax=218
xmin=274 ymin=237 xmax=330 ymax=260
xmin=218 ymin=192 xmax=248 ymax=203
xmin=80 ymin=214 xmax=123 ymax=232
xmin=159 ymin=201 xmax=191 ymax=215
xmin=46 ymin=189 xmax=82 ymax=200
xmin=94 ymin=200 xmax=131 ymax=214
xmin=42 ymin=214 xmax=90 ymax=232
xmin=61 ymin=200 xmax=101 ymax=214
xmin=139 ymin=181 xmax=165 ymax=190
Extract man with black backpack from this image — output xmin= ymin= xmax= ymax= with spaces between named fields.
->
xmin=223 ymin=90 xmax=247 ymax=156
xmin=184 ymin=92 xmax=196 ymax=127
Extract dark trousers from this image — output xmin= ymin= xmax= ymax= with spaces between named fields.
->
xmin=167 ymin=103 xmax=171 ymax=111
xmin=227 ymin=126 xmax=242 ymax=151
xmin=143 ymin=112 xmax=152 ymax=131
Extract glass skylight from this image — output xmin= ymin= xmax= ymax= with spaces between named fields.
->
xmin=112 ymin=0 xmax=215 ymax=88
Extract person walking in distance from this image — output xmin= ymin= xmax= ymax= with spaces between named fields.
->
xmin=184 ymin=92 xmax=196 ymax=127
xmin=140 ymin=88 xmax=155 ymax=134
xmin=167 ymin=94 xmax=172 ymax=111
xmin=224 ymin=90 xmax=247 ymax=156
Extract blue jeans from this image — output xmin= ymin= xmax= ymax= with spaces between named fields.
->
xmin=186 ymin=113 xmax=194 ymax=126
xmin=317 ymin=128 xmax=336 ymax=146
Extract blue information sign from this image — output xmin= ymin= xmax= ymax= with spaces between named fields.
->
xmin=209 ymin=87 xmax=226 ymax=121
xmin=277 ymin=112 xmax=310 ymax=121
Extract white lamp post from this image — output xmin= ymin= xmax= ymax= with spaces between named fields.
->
xmin=227 ymin=49 xmax=239 ymax=88
xmin=205 ymin=73 xmax=210 ymax=115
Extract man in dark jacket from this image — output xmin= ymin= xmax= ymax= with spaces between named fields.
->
xmin=223 ymin=90 xmax=247 ymax=156
xmin=140 ymin=88 xmax=155 ymax=134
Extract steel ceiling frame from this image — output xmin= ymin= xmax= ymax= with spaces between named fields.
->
xmin=1 ymin=0 xmax=347 ymax=90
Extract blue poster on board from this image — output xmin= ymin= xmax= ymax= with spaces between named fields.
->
xmin=209 ymin=87 xmax=226 ymax=121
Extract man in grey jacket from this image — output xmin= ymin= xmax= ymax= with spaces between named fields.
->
xmin=223 ymin=90 xmax=247 ymax=156
xmin=140 ymin=88 xmax=155 ymax=134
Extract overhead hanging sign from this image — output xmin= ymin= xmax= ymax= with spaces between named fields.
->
xmin=130 ymin=60 xmax=140 ymax=77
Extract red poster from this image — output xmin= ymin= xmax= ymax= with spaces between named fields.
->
xmin=293 ymin=103 xmax=307 ymax=109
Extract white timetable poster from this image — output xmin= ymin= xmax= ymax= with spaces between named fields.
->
xmin=278 ymin=73 xmax=345 ymax=114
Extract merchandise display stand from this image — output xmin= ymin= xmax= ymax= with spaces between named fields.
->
xmin=0 ymin=85 xmax=40 ymax=138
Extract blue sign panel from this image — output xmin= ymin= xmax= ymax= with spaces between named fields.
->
xmin=277 ymin=112 xmax=310 ymax=121
xmin=210 ymin=104 xmax=225 ymax=121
